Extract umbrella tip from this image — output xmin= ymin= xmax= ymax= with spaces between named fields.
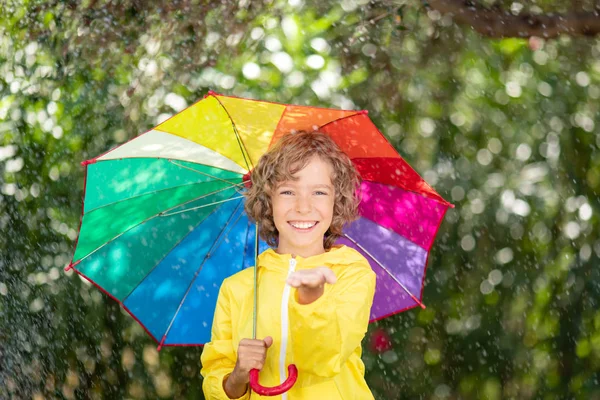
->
xmin=359 ymin=110 xmax=368 ymax=115
xmin=64 ymin=264 xmax=73 ymax=272
xmin=157 ymin=335 xmax=167 ymax=352
xmin=81 ymin=159 xmax=96 ymax=166
xmin=419 ymin=303 xmax=426 ymax=309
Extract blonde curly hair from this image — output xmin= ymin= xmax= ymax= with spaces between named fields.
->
xmin=244 ymin=131 xmax=361 ymax=249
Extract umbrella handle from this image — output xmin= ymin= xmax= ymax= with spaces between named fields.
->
xmin=249 ymin=364 xmax=298 ymax=396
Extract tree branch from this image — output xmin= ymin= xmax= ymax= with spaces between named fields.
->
xmin=426 ymin=0 xmax=600 ymax=38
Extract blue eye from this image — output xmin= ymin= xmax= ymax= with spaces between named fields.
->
xmin=280 ymin=190 xmax=293 ymax=195
xmin=315 ymin=191 xmax=328 ymax=195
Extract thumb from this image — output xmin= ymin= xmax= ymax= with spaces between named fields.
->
xmin=263 ymin=336 xmax=273 ymax=348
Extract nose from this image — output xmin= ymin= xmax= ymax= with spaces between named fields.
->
xmin=295 ymin=194 xmax=312 ymax=214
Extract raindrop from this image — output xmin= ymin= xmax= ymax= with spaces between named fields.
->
xmin=495 ymin=248 xmax=514 ymax=264
xmin=537 ymin=81 xmax=552 ymax=97
xmin=361 ymin=43 xmax=377 ymax=58
xmin=488 ymin=270 xmax=503 ymax=285
xmin=284 ymin=71 xmax=305 ymax=88
xmin=434 ymin=384 xmax=451 ymax=398
xmin=579 ymin=203 xmax=592 ymax=220
xmin=575 ymin=71 xmax=590 ymax=87
xmin=451 ymin=186 xmax=465 ymax=202
xmin=270 ymin=52 xmax=294 ymax=73
xmin=250 ymin=27 xmax=264 ymax=40
xmin=281 ymin=16 xmax=298 ymax=40
xmin=505 ymin=82 xmax=522 ymax=98
xmin=419 ymin=118 xmax=435 ymax=137
xmin=487 ymin=138 xmax=502 ymax=154
xmin=580 ymin=244 xmax=592 ymax=261
xmin=476 ymin=149 xmax=493 ymax=166
xmin=242 ymin=62 xmax=261 ymax=80
xmin=533 ymin=50 xmax=549 ymax=65
xmin=480 ymin=280 xmax=494 ymax=295
xmin=205 ymin=32 xmax=220 ymax=47
xmin=512 ymin=199 xmax=530 ymax=217
xmin=2 ymin=182 xmax=16 ymax=195
xmin=381 ymin=350 xmax=399 ymax=364
xmin=305 ymin=54 xmax=325 ymax=69
xmin=563 ymin=221 xmax=580 ymax=239
xmin=164 ymin=93 xmax=187 ymax=112
xmin=1 ymin=145 xmax=17 ymax=161
xmin=461 ymin=235 xmax=475 ymax=251
xmin=52 ymin=126 xmax=63 ymax=139
xmin=515 ymin=143 xmax=532 ymax=161
xmin=310 ymin=38 xmax=330 ymax=53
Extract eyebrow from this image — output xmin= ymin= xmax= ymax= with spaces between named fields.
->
xmin=313 ymin=184 xmax=333 ymax=190
xmin=277 ymin=182 xmax=333 ymax=190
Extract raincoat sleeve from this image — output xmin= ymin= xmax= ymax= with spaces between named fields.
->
xmin=289 ymin=261 xmax=376 ymax=378
xmin=200 ymin=280 xmax=250 ymax=400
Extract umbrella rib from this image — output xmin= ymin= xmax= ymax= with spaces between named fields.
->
xmin=159 ymin=195 xmax=245 ymax=217
xmin=73 ymin=185 xmax=239 ymax=265
xmin=168 ymin=160 xmax=246 ymax=188
xmin=157 ymin=198 xmax=246 ymax=350
xmin=212 ymin=95 xmax=253 ymax=171
xmin=341 ymin=233 xmax=426 ymax=309
xmin=120 ymin=192 xmax=240 ymax=304
xmin=156 ymin=184 xmax=239 ymax=216
xmin=318 ymin=111 xmax=365 ymax=131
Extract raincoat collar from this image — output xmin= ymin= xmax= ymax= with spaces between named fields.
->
xmin=257 ymin=245 xmax=364 ymax=272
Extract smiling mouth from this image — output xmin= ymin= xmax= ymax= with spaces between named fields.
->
xmin=288 ymin=221 xmax=318 ymax=230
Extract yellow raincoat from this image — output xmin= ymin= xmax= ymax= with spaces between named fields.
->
xmin=201 ymin=245 xmax=376 ymax=399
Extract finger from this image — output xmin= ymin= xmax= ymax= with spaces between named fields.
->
xmin=315 ymin=267 xmax=336 ymax=284
xmin=240 ymin=339 xmax=271 ymax=349
xmin=307 ymin=272 xmax=329 ymax=287
xmin=324 ymin=269 xmax=337 ymax=284
xmin=239 ymin=360 xmax=265 ymax=372
xmin=240 ymin=348 xmax=270 ymax=358
xmin=287 ymin=277 xmax=301 ymax=287
xmin=300 ymin=275 xmax=317 ymax=286
xmin=263 ymin=336 xmax=273 ymax=348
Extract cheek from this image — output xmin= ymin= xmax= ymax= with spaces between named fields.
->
xmin=320 ymin=199 xmax=335 ymax=219
xmin=271 ymin=200 xmax=286 ymax=225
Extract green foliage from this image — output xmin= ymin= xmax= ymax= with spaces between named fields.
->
xmin=1 ymin=0 xmax=600 ymax=399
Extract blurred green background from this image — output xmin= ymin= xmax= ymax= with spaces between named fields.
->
xmin=1 ymin=0 xmax=599 ymax=399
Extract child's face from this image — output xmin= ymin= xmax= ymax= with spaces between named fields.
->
xmin=272 ymin=156 xmax=335 ymax=257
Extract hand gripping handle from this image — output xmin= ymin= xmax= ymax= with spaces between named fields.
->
xmin=249 ymin=364 xmax=298 ymax=396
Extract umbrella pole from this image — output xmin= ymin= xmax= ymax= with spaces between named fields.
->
xmin=253 ymin=222 xmax=258 ymax=340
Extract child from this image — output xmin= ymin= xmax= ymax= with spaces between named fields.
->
xmin=201 ymin=131 xmax=376 ymax=399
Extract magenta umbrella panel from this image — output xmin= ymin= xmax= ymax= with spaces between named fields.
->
xmin=339 ymin=176 xmax=451 ymax=321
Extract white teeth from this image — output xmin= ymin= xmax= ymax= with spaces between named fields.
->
xmin=290 ymin=222 xmax=317 ymax=229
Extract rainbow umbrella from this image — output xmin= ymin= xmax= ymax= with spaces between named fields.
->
xmin=66 ymin=91 xmax=452 ymax=394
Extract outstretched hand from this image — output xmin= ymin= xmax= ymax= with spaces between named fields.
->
xmin=287 ymin=267 xmax=337 ymax=304
xmin=286 ymin=267 xmax=337 ymax=288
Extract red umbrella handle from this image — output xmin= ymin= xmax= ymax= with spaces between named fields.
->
xmin=249 ymin=364 xmax=298 ymax=396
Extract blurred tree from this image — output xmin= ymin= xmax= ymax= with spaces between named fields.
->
xmin=424 ymin=0 xmax=600 ymax=38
